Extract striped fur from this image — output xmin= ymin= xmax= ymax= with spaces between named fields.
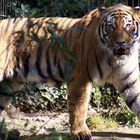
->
xmin=0 ymin=4 xmax=140 ymax=139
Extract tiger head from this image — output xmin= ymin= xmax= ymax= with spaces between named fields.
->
xmin=98 ymin=4 xmax=140 ymax=56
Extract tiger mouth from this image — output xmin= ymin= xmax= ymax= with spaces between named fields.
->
xmin=113 ymin=48 xmax=130 ymax=55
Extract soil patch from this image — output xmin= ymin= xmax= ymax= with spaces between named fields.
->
xmin=0 ymin=109 xmax=140 ymax=140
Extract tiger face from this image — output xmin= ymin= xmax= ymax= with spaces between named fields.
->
xmin=99 ymin=5 xmax=140 ymax=56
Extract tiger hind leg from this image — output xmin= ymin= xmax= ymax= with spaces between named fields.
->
xmin=0 ymin=79 xmax=23 ymax=115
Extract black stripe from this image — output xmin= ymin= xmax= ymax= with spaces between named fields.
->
xmin=13 ymin=69 xmax=18 ymax=77
xmin=102 ymin=23 xmax=108 ymax=41
xmin=67 ymin=77 xmax=74 ymax=86
xmin=120 ymin=80 xmax=137 ymax=93
xmin=53 ymin=51 xmax=57 ymax=65
xmin=74 ymin=23 xmax=81 ymax=42
xmin=134 ymin=22 xmax=138 ymax=38
xmin=126 ymin=94 xmax=139 ymax=109
xmin=36 ymin=46 xmax=48 ymax=79
xmin=23 ymin=53 xmax=30 ymax=77
xmin=98 ymin=24 xmax=106 ymax=43
xmin=46 ymin=51 xmax=62 ymax=86
xmin=57 ymin=61 xmax=64 ymax=79
xmin=87 ymin=64 xmax=93 ymax=83
xmin=75 ymin=15 xmax=95 ymax=61
xmin=94 ymin=52 xmax=103 ymax=79
xmin=16 ymin=51 xmax=20 ymax=69
xmin=11 ymin=49 xmax=21 ymax=78
xmin=61 ymin=18 xmax=69 ymax=28
xmin=98 ymin=25 xmax=102 ymax=40
xmin=68 ymin=23 xmax=73 ymax=49
xmin=0 ymin=105 xmax=4 ymax=110
xmin=0 ymin=91 xmax=13 ymax=97
xmin=107 ymin=56 xmax=112 ymax=66
xmin=65 ymin=18 xmax=74 ymax=38
xmin=121 ymin=66 xmax=137 ymax=81
xmin=87 ymin=54 xmax=93 ymax=83
xmin=80 ymin=29 xmax=86 ymax=59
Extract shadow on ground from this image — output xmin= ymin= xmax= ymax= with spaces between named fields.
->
xmin=10 ymin=131 xmax=140 ymax=140
xmin=92 ymin=132 xmax=140 ymax=140
xmin=20 ymin=132 xmax=70 ymax=140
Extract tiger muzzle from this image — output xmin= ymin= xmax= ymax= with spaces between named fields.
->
xmin=113 ymin=48 xmax=130 ymax=55
xmin=112 ymin=40 xmax=132 ymax=56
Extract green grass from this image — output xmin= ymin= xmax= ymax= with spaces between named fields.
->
xmin=87 ymin=115 xmax=118 ymax=130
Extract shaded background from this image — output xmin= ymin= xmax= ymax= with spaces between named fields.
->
xmin=0 ymin=0 xmax=140 ymax=19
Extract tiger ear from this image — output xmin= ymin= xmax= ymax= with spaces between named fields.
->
xmin=98 ymin=6 xmax=106 ymax=14
xmin=133 ymin=6 xmax=140 ymax=14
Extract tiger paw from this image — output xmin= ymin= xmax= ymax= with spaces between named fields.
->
xmin=72 ymin=131 xmax=92 ymax=140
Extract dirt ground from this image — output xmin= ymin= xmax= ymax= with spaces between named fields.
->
xmin=0 ymin=108 xmax=140 ymax=140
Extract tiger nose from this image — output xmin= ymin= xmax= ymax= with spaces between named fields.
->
xmin=116 ymin=41 xmax=126 ymax=46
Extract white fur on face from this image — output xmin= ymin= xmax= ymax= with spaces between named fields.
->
xmin=106 ymin=14 xmax=133 ymax=29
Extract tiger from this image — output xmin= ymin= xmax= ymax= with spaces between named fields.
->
xmin=0 ymin=3 xmax=140 ymax=139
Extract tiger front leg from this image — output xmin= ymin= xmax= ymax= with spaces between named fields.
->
xmin=119 ymin=77 xmax=140 ymax=120
xmin=68 ymin=76 xmax=92 ymax=139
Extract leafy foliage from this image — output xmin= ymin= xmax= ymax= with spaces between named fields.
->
xmin=91 ymin=84 xmax=138 ymax=126
xmin=16 ymin=83 xmax=67 ymax=113
xmin=12 ymin=0 xmax=90 ymax=18
xmin=91 ymin=84 xmax=120 ymax=109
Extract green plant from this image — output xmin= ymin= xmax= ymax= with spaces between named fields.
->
xmin=91 ymin=84 xmax=120 ymax=110
xmin=91 ymin=87 xmax=102 ymax=110
xmin=16 ymin=83 xmax=68 ymax=113
xmin=12 ymin=0 xmax=89 ymax=18
xmin=90 ymin=84 xmax=139 ymax=126
xmin=87 ymin=115 xmax=117 ymax=130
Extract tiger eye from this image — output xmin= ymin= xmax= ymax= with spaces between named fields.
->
xmin=126 ymin=24 xmax=131 ymax=29
xmin=107 ymin=24 xmax=114 ymax=31
xmin=128 ymin=25 xmax=135 ymax=32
